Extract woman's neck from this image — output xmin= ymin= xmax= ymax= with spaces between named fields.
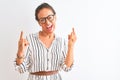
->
xmin=39 ymin=31 xmax=54 ymax=39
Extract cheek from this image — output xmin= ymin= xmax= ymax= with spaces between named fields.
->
xmin=52 ymin=22 xmax=56 ymax=27
xmin=52 ymin=19 xmax=56 ymax=25
xmin=38 ymin=22 xmax=41 ymax=26
xmin=38 ymin=22 xmax=44 ymax=28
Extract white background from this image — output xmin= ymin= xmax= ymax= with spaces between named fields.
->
xmin=0 ymin=0 xmax=120 ymax=80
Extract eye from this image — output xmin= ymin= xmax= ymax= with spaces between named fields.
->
xmin=39 ymin=18 xmax=45 ymax=23
xmin=47 ymin=15 xmax=54 ymax=21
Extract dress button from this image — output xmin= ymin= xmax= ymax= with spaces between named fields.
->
xmin=47 ymin=49 xmax=49 ymax=52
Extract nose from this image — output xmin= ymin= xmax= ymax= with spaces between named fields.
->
xmin=45 ymin=19 xmax=51 ymax=25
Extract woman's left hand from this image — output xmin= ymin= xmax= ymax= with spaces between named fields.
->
xmin=68 ymin=28 xmax=77 ymax=47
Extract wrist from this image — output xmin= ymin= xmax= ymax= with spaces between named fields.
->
xmin=68 ymin=46 xmax=74 ymax=49
xmin=68 ymin=43 xmax=74 ymax=48
xmin=17 ymin=50 xmax=24 ymax=53
xmin=17 ymin=53 xmax=24 ymax=59
xmin=16 ymin=58 xmax=24 ymax=65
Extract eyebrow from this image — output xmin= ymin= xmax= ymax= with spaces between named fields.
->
xmin=39 ymin=14 xmax=54 ymax=19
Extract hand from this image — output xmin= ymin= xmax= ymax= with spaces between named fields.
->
xmin=17 ymin=31 xmax=29 ymax=55
xmin=68 ymin=28 xmax=77 ymax=47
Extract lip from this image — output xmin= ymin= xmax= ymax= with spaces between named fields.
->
xmin=46 ymin=25 xmax=52 ymax=29
xmin=46 ymin=25 xmax=53 ymax=31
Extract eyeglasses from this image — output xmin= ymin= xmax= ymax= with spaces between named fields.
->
xmin=38 ymin=14 xmax=55 ymax=24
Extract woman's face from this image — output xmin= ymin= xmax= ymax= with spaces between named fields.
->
xmin=37 ymin=8 xmax=56 ymax=34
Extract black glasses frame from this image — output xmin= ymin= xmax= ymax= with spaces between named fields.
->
xmin=38 ymin=14 xmax=55 ymax=24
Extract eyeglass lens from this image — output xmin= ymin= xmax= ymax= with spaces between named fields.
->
xmin=39 ymin=15 xmax=54 ymax=24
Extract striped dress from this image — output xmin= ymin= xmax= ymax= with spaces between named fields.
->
xmin=14 ymin=32 xmax=73 ymax=80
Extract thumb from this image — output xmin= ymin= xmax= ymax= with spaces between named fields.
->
xmin=68 ymin=34 xmax=70 ymax=40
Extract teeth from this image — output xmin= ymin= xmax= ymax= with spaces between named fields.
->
xmin=47 ymin=25 xmax=52 ymax=29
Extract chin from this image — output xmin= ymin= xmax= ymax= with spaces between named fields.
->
xmin=49 ymin=28 xmax=55 ymax=33
xmin=48 ymin=30 xmax=54 ymax=34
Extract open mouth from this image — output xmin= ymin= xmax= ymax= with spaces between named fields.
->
xmin=46 ymin=25 xmax=53 ymax=31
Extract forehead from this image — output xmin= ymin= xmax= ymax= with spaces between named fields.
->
xmin=38 ymin=8 xmax=54 ymax=18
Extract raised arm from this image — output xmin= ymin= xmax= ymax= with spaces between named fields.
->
xmin=65 ymin=28 xmax=77 ymax=67
xmin=16 ymin=31 xmax=29 ymax=65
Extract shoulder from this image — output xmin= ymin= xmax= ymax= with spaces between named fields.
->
xmin=55 ymin=34 xmax=68 ymax=44
xmin=25 ymin=32 xmax=39 ymax=40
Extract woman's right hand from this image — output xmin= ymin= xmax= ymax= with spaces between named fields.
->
xmin=17 ymin=31 xmax=29 ymax=57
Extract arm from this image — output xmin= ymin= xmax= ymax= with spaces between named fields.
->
xmin=65 ymin=46 xmax=74 ymax=67
xmin=14 ymin=31 xmax=31 ymax=73
xmin=65 ymin=28 xmax=77 ymax=67
xmin=16 ymin=31 xmax=29 ymax=65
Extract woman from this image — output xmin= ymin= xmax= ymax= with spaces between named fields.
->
xmin=15 ymin=2 xmax=77 ymax=80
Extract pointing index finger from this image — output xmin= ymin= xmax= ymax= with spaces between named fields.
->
xmin=72 ymin=27 xmax=75 ymax=34
xmin=20 ymin=31 xmax=23 ymax=40
xmin=72 ymin=28 xmax=74 ymax=32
